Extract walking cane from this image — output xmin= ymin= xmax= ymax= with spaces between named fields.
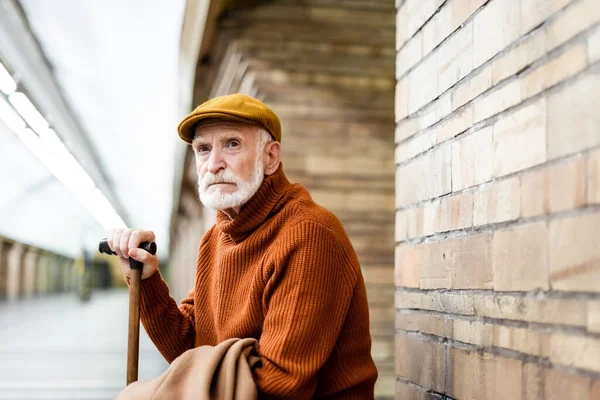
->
xmin=99 ymin=239 xmax=157 ymax=385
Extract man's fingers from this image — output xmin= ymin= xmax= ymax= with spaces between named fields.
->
xmin=128 ymin=248 xmax=159 ymax=280
xmin=110 ymin=229 xmax=123 ymax=257
xmin=128 ymin=230 xmax=156 ymax=251
xmin=119 ymin=229 xmax=133 ymax=259
xmin=128 ymin=248 xmax=156 ymax=264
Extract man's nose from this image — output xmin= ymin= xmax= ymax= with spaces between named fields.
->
xmin=206 ymin=147 xmax=226 ymax=174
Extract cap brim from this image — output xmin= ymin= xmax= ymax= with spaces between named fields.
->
xmin=178 ymin=112 xmax=262 ymax=144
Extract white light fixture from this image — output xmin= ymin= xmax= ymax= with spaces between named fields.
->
xmin=79 ymin=188 xmax=127 ymax=231
xmin=1 ymin=90 xmax=127 ymax=231
xmin=0 ymin=62 xmax=17 ymax=95
xmin=38 ymin=128 xmax=68 ymax=156
xmin=9 ymin=92 xmax=49 ymax=133
xmin=0 ymin=96 xmax=26 ymax=133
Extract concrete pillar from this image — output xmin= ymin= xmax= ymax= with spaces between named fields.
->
xmin=6 ymin=243 xmax=23 ymax=301
xmin=22 ymin=247 xmax=38 ymax=297
xmin=0 ymin=240 xmax=6 ymax=300
xmin=36 ymin=252 xmax=50 ymax=295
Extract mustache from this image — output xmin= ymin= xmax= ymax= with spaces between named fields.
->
xmin=199 ymin=169 xmax=243 ymax=191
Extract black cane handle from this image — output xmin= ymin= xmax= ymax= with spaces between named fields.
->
xmin=98 ymin=239 xmax=157 ymax=270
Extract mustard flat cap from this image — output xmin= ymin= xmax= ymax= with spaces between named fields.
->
xmin=177 ymin=93 xmax=281 ymax=144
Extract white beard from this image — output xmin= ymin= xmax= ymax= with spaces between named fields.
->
xmin=197 ymin=155 xmax=265 ymax=211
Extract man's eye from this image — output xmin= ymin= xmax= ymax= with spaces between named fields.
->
xmin=197 ymin=145 xmax=209 ymax=153
xmin=227 ymin=141 xmax=240 ymax=148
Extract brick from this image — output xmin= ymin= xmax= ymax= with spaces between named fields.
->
xmin=520 ymin=0 xmax=573 ymax=35
xmin=453 ymin=319 xmax=493 ymax=346
xmin=523 ymin=363 xmax=544 ymax=400
xmin=549 ymin=333 xmax=600 ymax=372
xmin=395 ymin=129 xmax=436 ymax=164
xmin=395 ymin=311 xmax=450 ymax=336
xmin=435 ymin=191 xmax=473 ymax=232
xmin=452 ymin=65 xmax=492 ymax=110
xmin=395 ymin=379 xmax=426 ymax=400
xmin=589 ymin=27 xmax=600 ymax=64
xmin=546 ymin=0 xmax=600 ymax=52
xmin=520 ymin=167 xmax=549 ymax=218
xmin=437 ymin=293 xmax=475 ymax=315
xmin=474 ymin=79 xmax=522 ymax=123
xmin=473 ymin=177 xmax=521 ymax=226
xmin=493 ymin=222 xmax=549 ymax=291
xmin=492 ymin=30 xmax=547 ymax=85
xmin=395 ymin=244 xmax=421 ymax=288
xmin=473 ymin=294 xmax=587 ymax=326
xmin=405 ymin=0 xmax=445 ymax=39
xmin=451 ymin=349 xmax=483 ymax=399
xmin=588 ymin=149 xmax=600 ymax=204
xmin=422 ymin=3 xmax=452 ymax=56
xmin=548 ymin=71 xmax=600 ymax=160
xmin=547 ymin=157 xmax=586 ymax=212
xmin=473 ymin=0 xmax=520 ymax=68
xmin=395 ymin=290 xmax=432 ymax=310
xmin=452 ymin=127 xmax=493 ymax=191
xmin=396 ymin=145 xmax=452 ymax=207
xmin=493 ymin=98 xmax=547 ymax=177
xmin=549 ymin=211 xmax=600 ymax=292
xmin=544 ymin=368 xmax=590 ymax=399
xmin=436 ymin=104 xmax=473 ymax=143
xmin=407 ymin=205 xmax=422 ymax=239
xmin=522 ymin=44 xmax=588 ymax=99
xmin=396 ymin=6 xmax=410 ymax=50
xmin=396 ymin=31 xmax=422 ymax=79
xmin=395 ymin=333 xmax=447 ymax=393
xmin=452 ymin=351 xmax=520 ymax=400
xmin=488 ymin=356 xmax=523 ymax=400
xmin=420 ymin=240 xmax=452 ymax=289
xmin=395 ymin=117 xmax=420 ymax=143
xmin=451 ymin=232 xmax=493 ymax=289
xmin=493 ymin=325 xmax=547 ymax=357
xmin=590 ymin=300 xmax=600 ymax=334
xmin=422 ymin=200 xmax=437 ymax=237
xmin=419 ymin=92 xmax=452 ymax=131
xmin=395 ymin=77 xmax=409 ymax=122
xmin=438 ymin=23 xmax=474 ymax=94
xmin=408 ymin=51 xmax=439 ymax=114
xmin=396 ymin=209 xmax=409 ymax=242
xmin=452 ymin=0 xmax=487 ymax=30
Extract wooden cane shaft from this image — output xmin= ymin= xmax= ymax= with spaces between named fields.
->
xmin=126 ymin=268 xmax=142 ymax=385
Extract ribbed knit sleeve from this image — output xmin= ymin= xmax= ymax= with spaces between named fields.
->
xmin=254 ymin=221 xmax=359 ymax=399
xmin=138 ymin=271 xmax=196 ymax=363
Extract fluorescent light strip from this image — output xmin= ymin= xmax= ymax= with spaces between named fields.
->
xmin=9 ymin=92 xmax=49 ymax=133
xmin=0 ymin=62 xmax=17 ymax=95
xmin=0 ymin=97 xmax=25 ymax=133
xmin=0 ymin=66 xmax=126 ymax=231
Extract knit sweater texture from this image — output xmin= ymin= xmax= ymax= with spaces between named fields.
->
xmin=139 ymin=165 xmax=378 ymax=399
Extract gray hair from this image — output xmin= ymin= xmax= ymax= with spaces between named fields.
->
xmin=256 ymin=127 xmax=274 ymax=152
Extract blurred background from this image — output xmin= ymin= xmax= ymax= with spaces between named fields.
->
xmin=0 ymin=0 xmax=598 ymax=399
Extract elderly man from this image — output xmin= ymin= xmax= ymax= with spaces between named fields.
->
xmin=108 ymin=94 xmax=378 ymax=399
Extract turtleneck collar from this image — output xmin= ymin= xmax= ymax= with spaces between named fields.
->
xmin=216 ymin=164 xmax=292 ymax=242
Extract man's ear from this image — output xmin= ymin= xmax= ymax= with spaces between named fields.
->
xmin=263 ymin=141 xmax=281 ymax=175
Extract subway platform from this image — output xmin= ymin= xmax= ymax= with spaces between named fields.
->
xmin=0 ymin=289 xmax=168 ymax=399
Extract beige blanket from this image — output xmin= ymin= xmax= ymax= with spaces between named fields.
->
xmin=117 ymin=338 xmax=260 ymax=400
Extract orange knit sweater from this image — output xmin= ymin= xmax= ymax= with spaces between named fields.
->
xmin=139 ymin=165 xmax=378 ymax=399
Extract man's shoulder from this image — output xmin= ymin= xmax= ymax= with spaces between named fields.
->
xmin=280 ymin=184 xmax=346 ymax=236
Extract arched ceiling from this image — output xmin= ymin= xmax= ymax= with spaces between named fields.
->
xmin=0 ymin=0 xmax=186 ymax=257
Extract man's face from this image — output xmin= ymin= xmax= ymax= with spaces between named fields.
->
xmin=192 ymin=121 xmax=264 ymax=211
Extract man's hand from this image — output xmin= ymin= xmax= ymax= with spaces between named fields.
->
xmin=107 ymin=229 xmax=159 ymax=280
